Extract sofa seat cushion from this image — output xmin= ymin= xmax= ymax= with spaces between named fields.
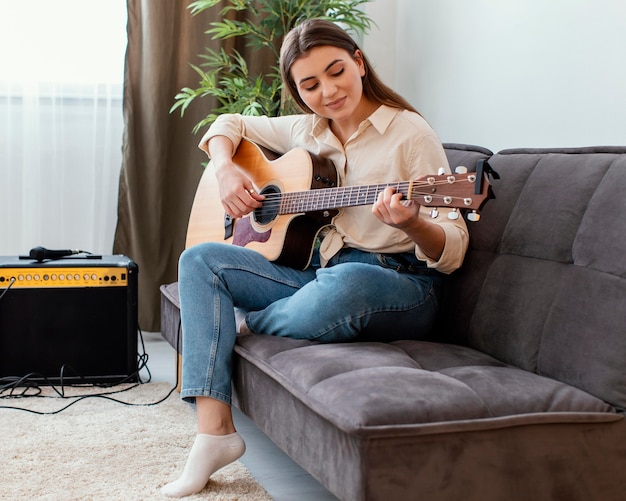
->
xmin=234 ymin=334 xmax=617 ymax=435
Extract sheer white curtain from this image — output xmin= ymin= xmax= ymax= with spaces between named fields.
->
xmin=0 ymin=0 xmax=127 ymax=256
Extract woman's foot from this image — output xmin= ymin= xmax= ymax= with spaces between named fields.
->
xmin=161 ymin=432 xmax=246 ymax=498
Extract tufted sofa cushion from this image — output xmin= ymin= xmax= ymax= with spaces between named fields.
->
xmin=436 ymin=147 xmax=626 ymax=410
xmin=234 ymin=334 xmax=616 ymax=437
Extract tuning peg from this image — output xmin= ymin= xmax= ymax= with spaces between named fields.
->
xmin=467 ymin=210 xmax=481 ymax=222
xmin=437 ymin=167 xmax=446 ymax=175
xmin=455 ymin=166 xmax=468 ymax=174
xmin=447 ymin=209 xmax=460 ymax=220
xmin=430 ymin=208 xmax=439 ymax=219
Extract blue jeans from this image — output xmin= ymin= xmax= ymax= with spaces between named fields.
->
xmin=178 ymin=243 xmax=442 ymax=405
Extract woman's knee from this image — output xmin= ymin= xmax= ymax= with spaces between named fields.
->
xmin=180 ymin=242 xmax=231 ymax=272
xmin=317 ymin=262 xmax=390 ymax=297
xmin=180 ymin=243 xmax=208 ymax=264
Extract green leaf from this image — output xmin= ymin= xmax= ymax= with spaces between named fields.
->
xmin=175 ymin=0 xmax=375 ymax=131
xmin=188 ymin=0 xmax=222 ymax=16
xmin=206 ymin=19 xmax=252 ymax=41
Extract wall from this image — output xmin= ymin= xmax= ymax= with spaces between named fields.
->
xmin=363 ymin=0 xmax=626 ymax=152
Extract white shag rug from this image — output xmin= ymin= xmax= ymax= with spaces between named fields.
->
xmin=0 ymin=382 xmax=272 ymax=500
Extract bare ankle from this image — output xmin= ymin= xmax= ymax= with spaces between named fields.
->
xmin=196 ymin=396 xmax=237 ymax=435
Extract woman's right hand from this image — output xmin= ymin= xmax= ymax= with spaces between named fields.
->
xmin=215 ymin=163 xmax=264 ymax=218
xmin=206 ymin=135 xmax=264 ymax=218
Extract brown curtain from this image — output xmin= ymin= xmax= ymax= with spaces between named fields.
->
xmin=114 ymin=1 xmax=216 ymax=332
xmin=114 ymin=1 xmax=275 ymax=332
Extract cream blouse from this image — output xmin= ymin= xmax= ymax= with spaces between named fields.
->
xmin=198 ymin=105 xmax=469 ymax=274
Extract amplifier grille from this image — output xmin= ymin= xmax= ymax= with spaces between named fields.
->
xmin=0 ymin=255 xmax=139 ymax=384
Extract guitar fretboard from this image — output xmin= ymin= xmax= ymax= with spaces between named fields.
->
xmin=279 ymin=181 xmax=413 ymax=214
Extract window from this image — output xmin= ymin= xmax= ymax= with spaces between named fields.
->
xmin=0 ymin=0 xmax=127 ymax=255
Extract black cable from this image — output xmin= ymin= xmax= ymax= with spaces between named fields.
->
xmin=0 ymin=326 xmax=149 ymax=394
xmin=0 ymin=276 xmax=16 ymax=301
xmin=0 ymin=325 xmax=181 ymax=414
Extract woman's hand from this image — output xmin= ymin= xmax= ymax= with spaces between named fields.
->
xmin=372 ymin=186 xmax=420 ymax=229
xmin=215 ymin=164 xmax=264 ymax=219
xmin=372 ymin=186 xmax=445 ymax=261
xmin=207 ymin=135 xmax=264 ymax=218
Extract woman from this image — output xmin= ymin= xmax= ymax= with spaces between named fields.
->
xmin=161 ymin=18 xmax=468 ymax=498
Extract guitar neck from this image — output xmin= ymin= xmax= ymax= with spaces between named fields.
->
xmin=279 ymin=181 xmax=410 ymax=214
xmin=271 ymin=173 xmax=486 ymax=215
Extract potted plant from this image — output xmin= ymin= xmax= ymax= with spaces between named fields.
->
xmin=171 ymin=0 xmax=374 ymax=133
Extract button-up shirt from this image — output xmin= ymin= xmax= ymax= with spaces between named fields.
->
xmin=198 ymin=105 xmax=468 ymax=273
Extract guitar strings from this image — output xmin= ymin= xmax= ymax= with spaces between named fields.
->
xmin=255 ymin=178 xmax=472 ymax=202
xmin=253 ymin=178 xmax=475 ymax=212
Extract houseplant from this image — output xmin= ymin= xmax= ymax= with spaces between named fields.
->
xmin=171 ymin=0 xmax=374 ymax=133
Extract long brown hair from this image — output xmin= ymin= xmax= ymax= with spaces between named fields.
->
xmin=280 ymin=18 xmax=419 ymax=115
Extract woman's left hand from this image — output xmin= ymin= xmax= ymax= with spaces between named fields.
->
xmin=372 ymin=186 xmax=446 ymax=261
xmin=372 ymin=186 xmax=420 ymax=229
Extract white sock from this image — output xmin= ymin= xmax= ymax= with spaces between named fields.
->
xmin=238 ymin=318 xmax=251 ymax=334
xmin=161 ymin=432 xmax=246 ymax=498
xmin=234 ymin=308 xmax=250 ymax=334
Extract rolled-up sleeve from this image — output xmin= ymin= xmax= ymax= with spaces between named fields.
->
xmin=414 ymin=217 xmax=469 ymax=274
xmin=198 ymin=114 xmax=309 ymax=157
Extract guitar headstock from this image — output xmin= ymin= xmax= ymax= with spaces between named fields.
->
xmin=409 ymin=166 xmax=495 ymax=222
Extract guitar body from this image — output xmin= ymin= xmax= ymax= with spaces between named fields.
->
xmin=185 ymin=139 xmax=338 ymax=270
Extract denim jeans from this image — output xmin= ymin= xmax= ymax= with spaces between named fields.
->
xmin=178 ymin=242 xmax=442 ymax=405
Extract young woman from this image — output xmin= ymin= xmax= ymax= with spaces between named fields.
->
xmin=161 ymin=18 xmax=469 ymax=498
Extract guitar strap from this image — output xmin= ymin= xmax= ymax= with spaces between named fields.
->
xmin=475 ymin=159 xmax=500 ymax=195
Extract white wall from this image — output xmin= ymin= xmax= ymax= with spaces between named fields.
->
xmin=363 ymin=0 xmax=626 ymax=152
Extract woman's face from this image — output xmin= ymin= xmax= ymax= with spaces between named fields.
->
xmin=289 ymin=45 xmax=367 ymax=122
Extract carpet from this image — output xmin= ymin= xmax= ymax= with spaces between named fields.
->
xmin=0 ymin=382 xmax=272 ymax=500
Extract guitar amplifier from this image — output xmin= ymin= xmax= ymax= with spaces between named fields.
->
xmin=0 ymin=254 xmax=139 ymax=384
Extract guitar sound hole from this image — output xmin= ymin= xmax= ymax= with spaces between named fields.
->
xmin=254 ymin=185 xmax=280 ymax=225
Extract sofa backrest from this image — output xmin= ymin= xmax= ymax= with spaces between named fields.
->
xmin=438 ymin=145 xmax=626 ymax=409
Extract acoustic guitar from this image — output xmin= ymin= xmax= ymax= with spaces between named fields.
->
xmin=186 ymin=139 xmax=495 ymax=270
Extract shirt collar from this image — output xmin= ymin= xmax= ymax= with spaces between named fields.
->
xmin=311 ymin=114 xmax=329 ymax=138
xmin=367 ymin=105 xmax=400 ymax=135
xmin=310 ymin=104 xmax=400 ymax=140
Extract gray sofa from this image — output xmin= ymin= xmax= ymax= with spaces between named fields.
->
xmin=161 ymin=143 xmax=626 ymax=501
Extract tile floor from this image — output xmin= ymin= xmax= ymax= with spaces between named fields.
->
xmin=140 ymin=331 xmax=340 ymax=501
